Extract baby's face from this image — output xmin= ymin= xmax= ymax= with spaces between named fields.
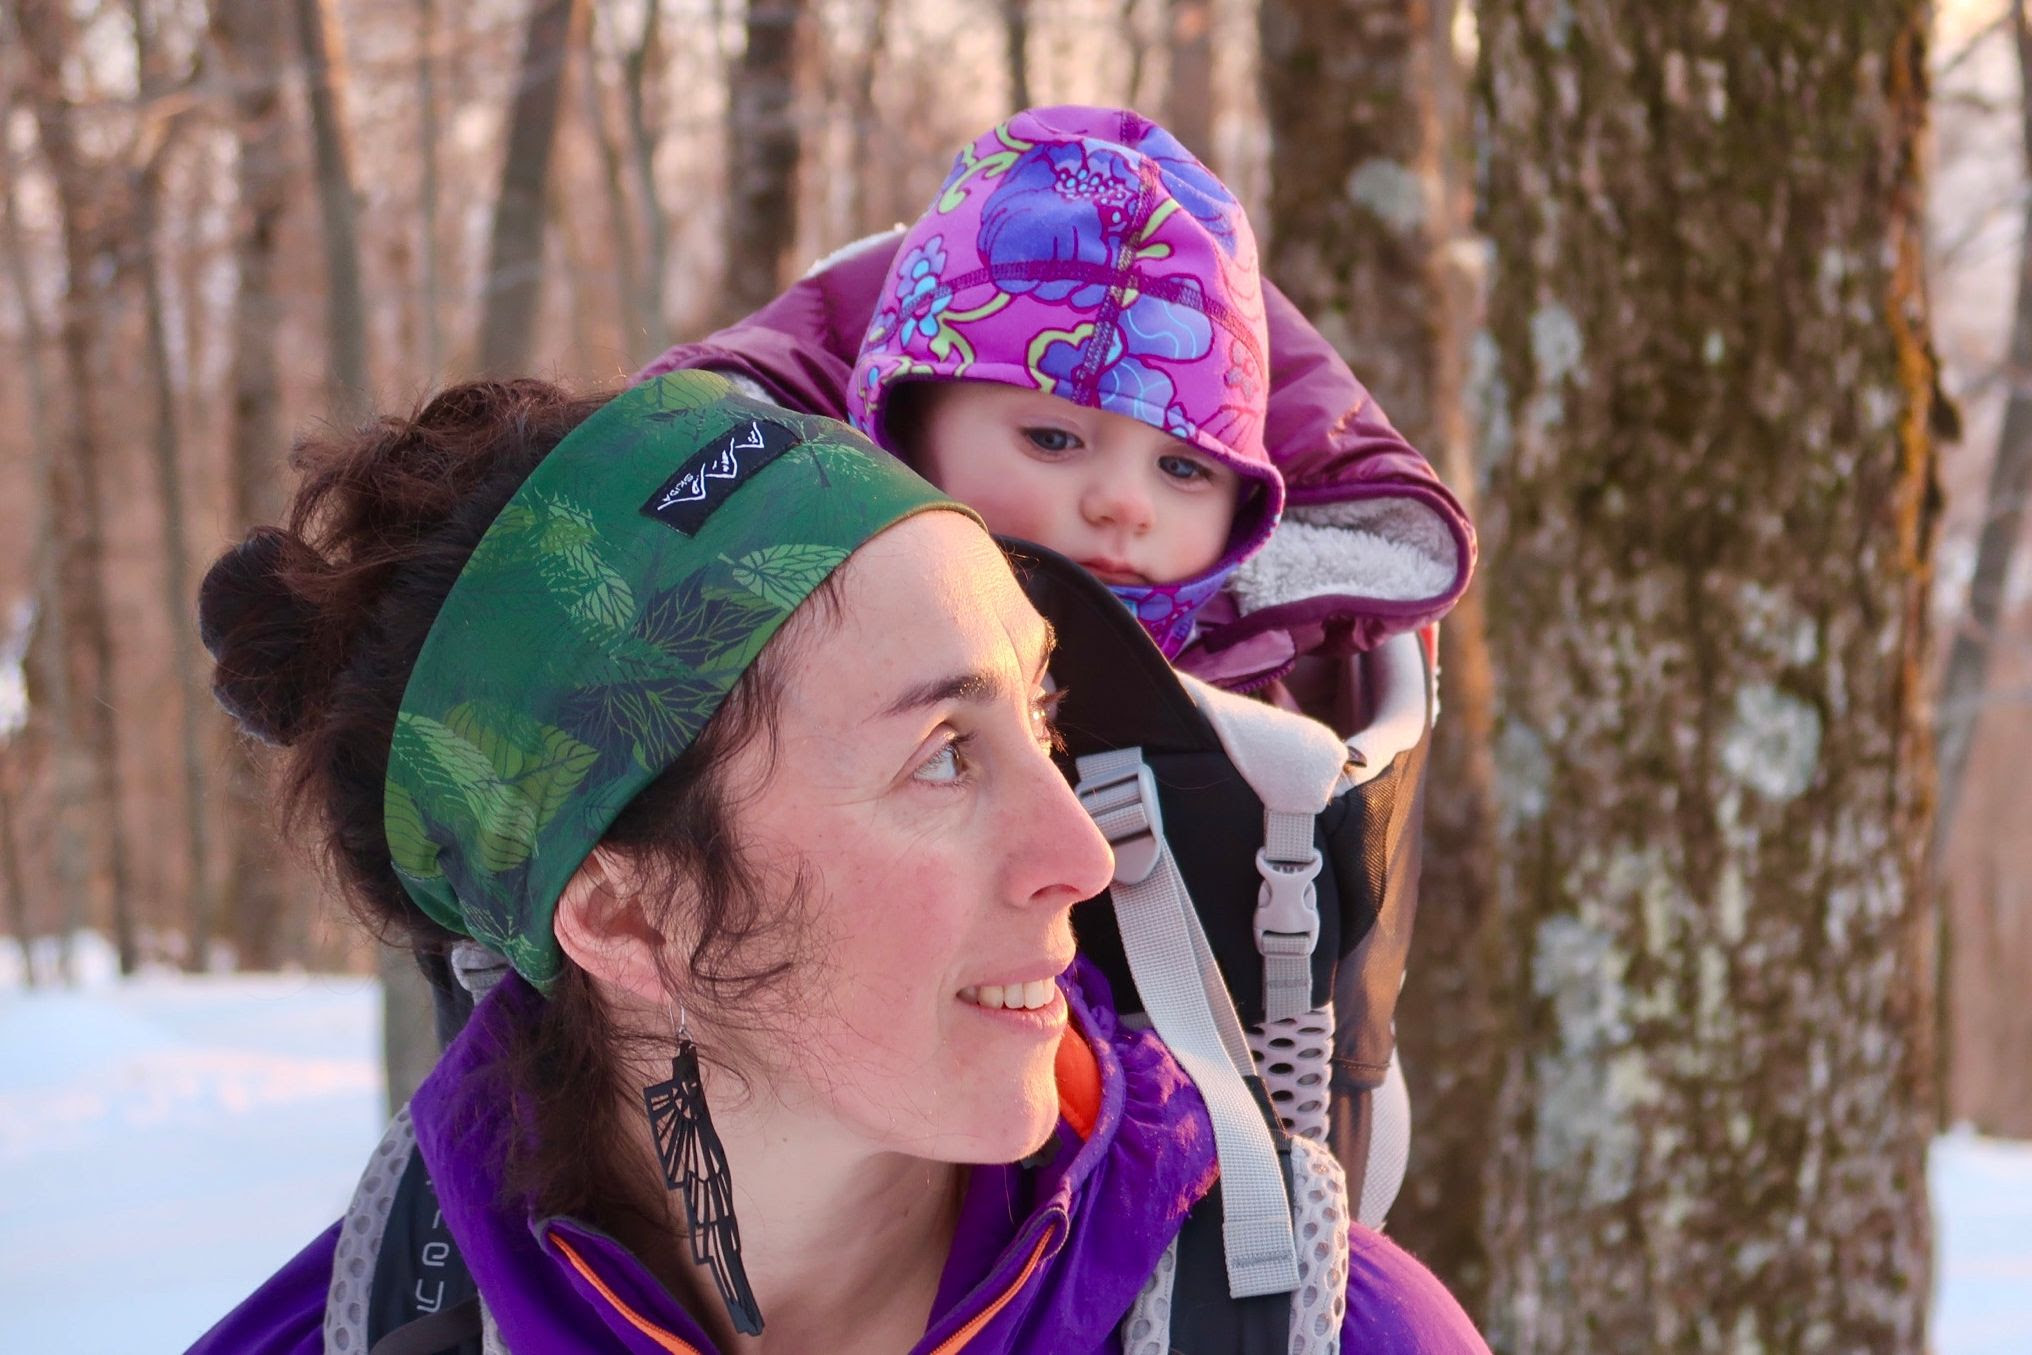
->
xmin=902 ymin=382 xmax=1241 ymax=586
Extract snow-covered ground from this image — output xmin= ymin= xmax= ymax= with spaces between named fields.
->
xmin=1 ymin=944 xmax=2027 ymax=1354
xmin=0 ymin=940 xmax=382 ymax=1355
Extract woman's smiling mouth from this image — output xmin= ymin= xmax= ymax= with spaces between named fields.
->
xmin=958 ymin=978 xmax=1058 ymax=1010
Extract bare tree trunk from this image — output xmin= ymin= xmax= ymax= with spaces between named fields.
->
xmin=477 ymin=0 xmax=587 ymax=373
xmin=1475 ymin=3 xmax=1940 ymax=1348
xmin=212 ymin=0 xmax=298 ymax=971
xmin=845 ymin=0 xmax=892 ymax=238
xmin=621 ymin=0 xmax=669 ymax=349
xmin=1937 ymin=0 xmax=2032 ymax=846
xmin=1005 ymin=0 xmax=1032 ymax=110
xmin=379 ymin=947 xmax=440 ymax=1111
xmin=721 ymin=0 xmax=806 ymax=321
xmin=580 ymin=17 xmax=643 ymax=345
xmin=417 ymin=0 xmax=443 ymax=376
xmin=1122 ymin=0 xmax=1152 ymax=110
xmin=0 ymin=43 xmax=84 ymax=984
xmin=17 ymin=0 xmax=141 ymax=976
xmin=1163 ymin=0 xmax=1215 ymax=162
xmin=1262 ymin=0 xmax=1502 ymax=1313
xmin=0 ymin=767 xmax=31 ymax=983
xmin=292 ymin=0 xmax=369 ymax=418
xmin=127 ymin=0 xmax=216 ymax=972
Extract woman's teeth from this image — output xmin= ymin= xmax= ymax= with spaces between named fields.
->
xmin=960 ymin=979 xmax=1057 ymax=1011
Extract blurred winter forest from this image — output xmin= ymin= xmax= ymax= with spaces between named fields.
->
xmin=1 ymin=0 xmax=2028 ymax=1347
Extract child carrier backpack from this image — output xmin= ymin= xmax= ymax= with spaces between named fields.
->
xmin=1010 ymin=540 xmax=1433 ymax=1303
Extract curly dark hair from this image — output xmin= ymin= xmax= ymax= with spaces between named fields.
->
xmin=198 ymin=377 xmax=827 ymax=1225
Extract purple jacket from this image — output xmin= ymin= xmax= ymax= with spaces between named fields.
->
xmin=189 ymin=959 xmax=1487 ymax=1353
xmin=638 ymin=234 xmax=1476 ymax=694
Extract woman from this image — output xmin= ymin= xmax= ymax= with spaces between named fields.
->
xmin=191 ymin=372 xmax=1485 ymax=1353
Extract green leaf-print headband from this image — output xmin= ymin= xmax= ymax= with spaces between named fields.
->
xmin=386 ymin=371 xmax=974 ymax=990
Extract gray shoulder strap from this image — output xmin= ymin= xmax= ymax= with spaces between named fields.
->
xmin=1181 ymin=674 xmax=1349 ymax=1024
xmin=1076 ymin=749 xmax=1300 ymax=1299
xmin=1119 ymin=1138 xmax=1349 ymax=1355
xmin=326 ymin=1108 xmax=417 ymax=1355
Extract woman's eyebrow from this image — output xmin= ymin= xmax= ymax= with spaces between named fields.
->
xmin=880 ymin=620 xmax=1058 ymax=719
xmin=881 ymin=670 xmax=1005 ymax=718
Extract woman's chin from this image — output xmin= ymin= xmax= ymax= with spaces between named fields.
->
xmin=940 ymin=1065 xmax=1063 ymax=1164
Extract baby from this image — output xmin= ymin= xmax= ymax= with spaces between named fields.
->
xmin=843 ymin=107 xmax=1279 ymax=661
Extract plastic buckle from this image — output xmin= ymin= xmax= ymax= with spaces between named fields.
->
xmin=1076 ymin=762 xmax=1166 ymax=886
xmin=1253 ymin=847 xmax=1323 ymax=954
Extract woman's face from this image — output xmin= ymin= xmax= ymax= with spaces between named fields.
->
xmin=718 ymin=512 xmax=1115 ymax=1163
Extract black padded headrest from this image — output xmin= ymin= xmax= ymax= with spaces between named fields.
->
xmin=999 ymin=537 xmax=1221 ymax=761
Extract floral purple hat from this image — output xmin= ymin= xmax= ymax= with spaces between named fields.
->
xmin=847 ymin=106 xmax=1283 ymax=656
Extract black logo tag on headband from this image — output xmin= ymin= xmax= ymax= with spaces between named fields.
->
xmin=641 ymin=417 xmax=805 ymax=536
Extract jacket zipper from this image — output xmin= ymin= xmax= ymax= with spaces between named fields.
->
xmin=552 ymin=1232 xmax=703 ymax=1355
xmin=552 ymin=1218 xmax=1061 ymax=1354
xmin=922 ymin=1222 xmax=1057 ymax=1355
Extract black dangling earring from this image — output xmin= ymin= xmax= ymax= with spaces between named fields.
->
xmin=643 ymin=1011 xmax=764 ymax=1336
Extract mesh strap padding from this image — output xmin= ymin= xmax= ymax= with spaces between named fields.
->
xmin=326 ymin=1110 xmax=415 ymax=1355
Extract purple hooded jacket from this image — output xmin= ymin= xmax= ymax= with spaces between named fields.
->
xmin=637 ymin=122 xmax=1475 ymax=696
xmin=188 ymin=959 xmax=1487 ymax=1354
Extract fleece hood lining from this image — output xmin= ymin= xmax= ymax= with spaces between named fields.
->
xmin=1230 ymin=497 xmax=1459 ymax=615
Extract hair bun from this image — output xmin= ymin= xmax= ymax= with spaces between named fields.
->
xmin=199 ymin=528 xmax=329 ymax=747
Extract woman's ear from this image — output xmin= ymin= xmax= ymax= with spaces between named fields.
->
xmin=553 ymin=847 xmax=672 ymax=1005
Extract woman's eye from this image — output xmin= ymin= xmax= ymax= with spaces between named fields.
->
xmin=1158 ymin=454 xmax=1214 ymax=483
xmin=1023 ymin=426 xmax=1081 ymax=455
xmin=1031 ymin=690 xmax=1068 ymax=752
xmin=914 ymin=735 xmax=969 ymax=784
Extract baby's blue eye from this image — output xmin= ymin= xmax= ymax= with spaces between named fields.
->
xmin=1024 ymin=427 xmax=1081 ymax=454
xmin=1159 ymin=454 xmax=1214 ymax=483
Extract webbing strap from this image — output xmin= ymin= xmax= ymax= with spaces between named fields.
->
xmin=1077 ymin=748 xmax=1300 ymax=1299
xmin=1258 ymin=809 xmax=1321 ymax=1024
xmin=1176 ymin=674 xmax=1342 ymax=1029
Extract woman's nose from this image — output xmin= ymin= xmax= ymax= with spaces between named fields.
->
xmin=1018 ymin=753 xmax=1117 ymax=908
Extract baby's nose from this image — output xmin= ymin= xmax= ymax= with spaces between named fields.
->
xmin=1083 ymin=476 xmax=1154 ymax=531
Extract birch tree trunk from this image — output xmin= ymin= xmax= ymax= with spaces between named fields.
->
xmin=477 ymin=0 xmax=586 ymax=374
xmin=1260 ymin=0 xmax=1501 ymax=1314
xmin=1476 ymin=4 xmax=1941 ymax=1348
xmin=17 ymin=0 xmax=141 ymax=975
xmin=721 ymin=0 xmax=806 ymax=321
xmin=292 ymin=0 xmax=370 ymax=417
xmin=212 ymin=0 xmax=298 ymax=971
